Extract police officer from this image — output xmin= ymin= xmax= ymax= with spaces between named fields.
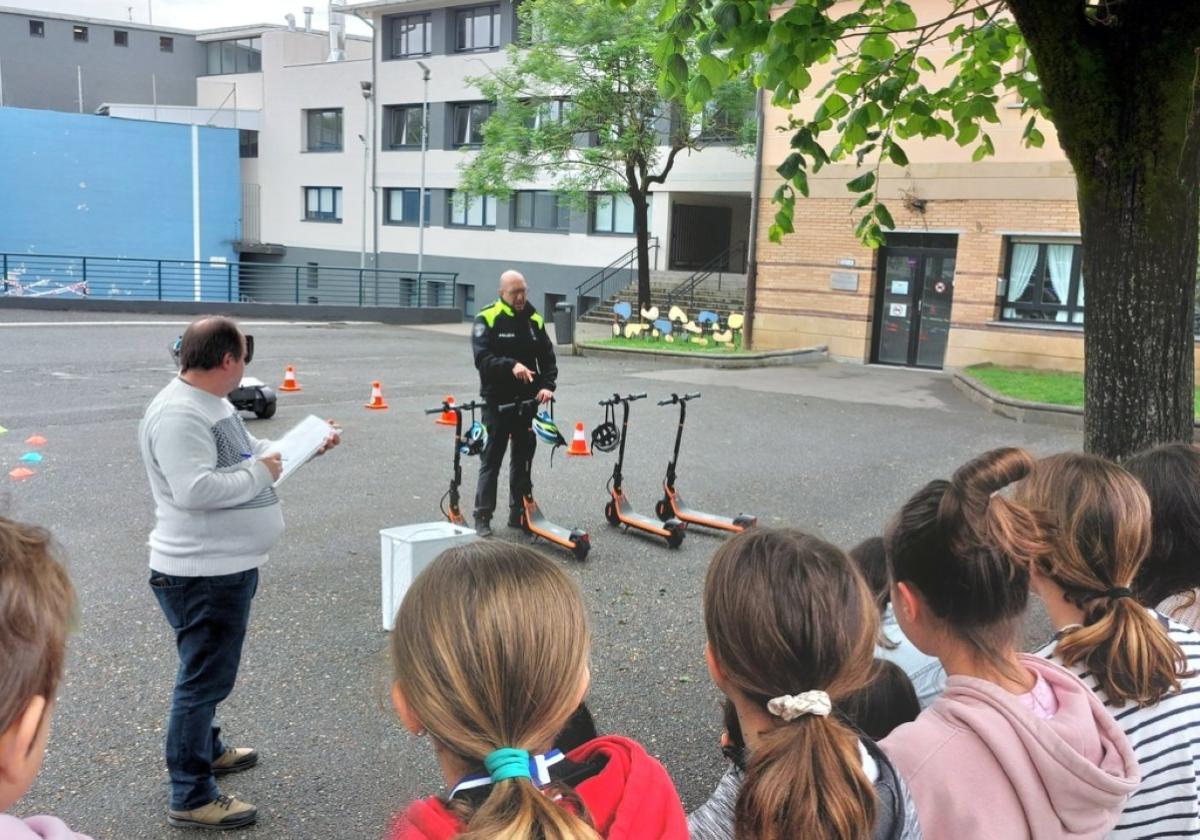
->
xmin=471 ymin=270 xmax=557 ymax=537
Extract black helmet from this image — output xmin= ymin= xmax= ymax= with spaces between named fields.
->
xmin=591 ymin=403 xmax=620 ymax=453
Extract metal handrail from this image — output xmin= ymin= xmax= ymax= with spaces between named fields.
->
xmin=0 ymin=252 xmax=459 ymax=309
xmin=575 ymin=237 xmax=659 ymax=317
xmin=665 ymin=240 xmax=747 ymax=310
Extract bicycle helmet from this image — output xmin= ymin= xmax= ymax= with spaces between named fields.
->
xmin=169 ymin=336 xmax=183 ymax=367
xmin=591 ymin=403 xmax=621 ymax=453
xmin=532 ymin=410 xmax=567 ymax=448
xmin=460 ymin=420 xmax=488 ymax=456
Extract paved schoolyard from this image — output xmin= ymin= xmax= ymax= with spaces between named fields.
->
xmin=0 ymin=311 xmax=1079 ymax=839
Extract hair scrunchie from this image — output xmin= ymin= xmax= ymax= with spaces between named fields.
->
xmin=767 ymin=690 xmax=832 ymax=721
xmin=484 ymin=747 xmax=532 ymax=783
xmin=1103 ymin=586 xmax=1133 ymax=601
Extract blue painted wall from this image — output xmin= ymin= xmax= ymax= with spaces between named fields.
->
xmin=0 ymin=107 xmax=240 ymax=301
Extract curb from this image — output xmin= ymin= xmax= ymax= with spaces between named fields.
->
xmin=952 ymin=371 xmax=1086 ymax=430
xmin=573 ymin=342 xmax=828 ymax=369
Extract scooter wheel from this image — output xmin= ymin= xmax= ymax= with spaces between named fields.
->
xmin=666 ymin=528 xmax=685 ymax=549
xmin=604 ymin=501 xmax=620 ymax=526
xmin=654 ymin=499 xmax=670 ymax=521
xmin=572 ymin=540 xmax=590 ymax=562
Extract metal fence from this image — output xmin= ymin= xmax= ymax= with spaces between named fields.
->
xmin=0 ymin=253 xmax=459 ymax=309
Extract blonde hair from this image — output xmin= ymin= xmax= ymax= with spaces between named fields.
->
xmin=390 ymin=541 xmax=600 ymax=840
xmin=704 ymin=528 xmax=880 ymax=840
xmin=1016 ymin=453 xmax=1189 ymax=707
xmin=0 ymin=516 xmax=76 ymax=737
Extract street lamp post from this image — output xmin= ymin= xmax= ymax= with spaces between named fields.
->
xmin=359 ymin=81 xmax=373 ymax=275
xmin=416 ymin=61 xmax=430 ymax=274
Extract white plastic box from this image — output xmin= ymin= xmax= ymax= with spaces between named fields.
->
xmin=380 ymin=522 xmax=477 ymax=631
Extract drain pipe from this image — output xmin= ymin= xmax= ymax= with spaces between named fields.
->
xmin=353 ymin=9 xmax=379 ymax=270
xmin=743 ymin=85 xmax=766 ymax=350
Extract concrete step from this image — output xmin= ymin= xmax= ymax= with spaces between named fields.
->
xmin=580 ymin=281 xmax=747 ymax=323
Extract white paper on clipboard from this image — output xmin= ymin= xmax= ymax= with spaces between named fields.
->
xmin=268 ymin=414 xmax=331 ymax=487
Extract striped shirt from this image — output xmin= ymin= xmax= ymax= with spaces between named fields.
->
xmin=1037 ymin=616 xmax=1200 ymax=839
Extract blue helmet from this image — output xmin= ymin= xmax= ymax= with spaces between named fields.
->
xmin=460 ymin=420 xmax=488 ymax=456
xmin=532 ymin=410 xmax=567 ymax=448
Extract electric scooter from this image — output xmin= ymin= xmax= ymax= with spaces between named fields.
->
xmin=423 ymin=397 xmax=486 ymax=527
xmin=599 ymin=393 xmax=686 ymax=548
xmin=655 ymin=392 xmax=757 ymax=533
xmin=498 ymin=397 xmax=591 ymax=560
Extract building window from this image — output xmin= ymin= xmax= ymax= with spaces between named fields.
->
xmin=388 ymin=12 xmax=431 ymax=58
xmin=73 ymin=25 xmax=88 ymax=42
xmin=114 ymin=30 xmax=128 ymax=46
xmin=455 ymin=4 xmax=500 ymax=52
xmin=305 ymin=109 xmax=344 ymax=152
xmin=524 ymin=98 xmax=571 ymax=130
xmin=1001 ymin=240 xmax=1085 ymax=324
xmin=160 ymin=36 xmax=174 ymax=52
xmin=591 ymin=193 xmax=637 ymax=234
xmin=239 ymin=129 xmax=259 ymax=159
xmin=206 ymin=38 xmax=262 ymax=74
xmin=513 ymin=191 xmax=570 ymax=232
xmin=448 ymin=192 xmax=497 ymax=228
xmin=385 ymin=105 xmax=424 ymax=148
xmin=29 ymin=20 xmax=44 ymax=37
xmin=384 ymin=188 xmax=432 ymax=226
xmin=452 ymin=102 xmax=493 ymax=146
xmin=303 ymin=187 xmax=342 ymax=222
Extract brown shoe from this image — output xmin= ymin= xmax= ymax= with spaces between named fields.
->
xmin=212 ymin=747 xmax=258 ymax=775
xmin=168 ymin=795 xmax=257 ymax=830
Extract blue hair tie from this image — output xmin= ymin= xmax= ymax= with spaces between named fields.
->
xmin=484 ymin=747 xmax=532 ymax=783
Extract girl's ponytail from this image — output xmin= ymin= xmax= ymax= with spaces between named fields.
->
xmin=1015 ymin=453 xmax=1189 ymax=707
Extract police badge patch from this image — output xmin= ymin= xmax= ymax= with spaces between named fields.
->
xmin=473 ymin=322 xmax=486 ymax=337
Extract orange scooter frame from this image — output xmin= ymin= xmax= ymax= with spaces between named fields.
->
xmin=500 ymin=398 xmax=591 ymax=560
xmin=424 ymin=397 xmax=487 ymax=527
xmin=600 ymin=393 xmax=685 ymax=548
xmin=655 ymin=393 xmax=757 ymax=533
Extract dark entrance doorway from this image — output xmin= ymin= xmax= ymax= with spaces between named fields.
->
xmin=670 ymin=204 xmax=732 ymax=270
xmin=872 ymin=233 xmax=958 ymax=369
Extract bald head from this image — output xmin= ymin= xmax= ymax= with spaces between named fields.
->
xmin=499 ymin=270 xmax=528 ymax=311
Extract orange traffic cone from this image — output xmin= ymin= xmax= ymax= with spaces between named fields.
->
xmin=364 ymin=380 xmax=389 ymax=410
xmin=280 ymin=365 xmax=302 ymax=392
xmin=8 ymin=467 xmax=35 ymax=481
xmin=566 ymin=422 xmax=592 ymax=457
xmin=24 ymin=435 xmax=47 ymax=447
xmin=436 ymin=396 xmax=457 ymax=426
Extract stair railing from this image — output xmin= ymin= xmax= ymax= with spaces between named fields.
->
xmin=665 ymin=240 xmax=747 ymax=310
xmin=575 ymin=237 xmax=659 ymax=318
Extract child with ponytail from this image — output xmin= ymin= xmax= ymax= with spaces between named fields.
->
xmin=880 ymin=448 xmax=1137 ymax=840
xmin=385 ymin=541 xmax=687 ymax=840
xmin=1016 ymin=452 xmax=1200 ymax=838
xmin=689 ymin=527 xmax=921 ymax=840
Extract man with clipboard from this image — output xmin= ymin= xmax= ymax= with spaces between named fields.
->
xmin=138 ymin=316 xmax=339 ymax=830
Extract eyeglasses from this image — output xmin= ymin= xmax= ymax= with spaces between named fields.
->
xmin=243 ymin=334 xmax=254 ymax=365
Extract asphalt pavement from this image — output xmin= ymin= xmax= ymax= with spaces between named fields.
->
xmin=0 ymin=311 xmax=1080 ymax=838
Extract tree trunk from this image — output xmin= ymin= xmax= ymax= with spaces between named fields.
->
xmin=1006 ymin=2 xmax=1200 ymax=459
xmin=631 ymin=188 xmax=652 ymax=311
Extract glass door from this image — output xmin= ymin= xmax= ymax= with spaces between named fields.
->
xmin=873 ymin=244 xmax=957 ymax=368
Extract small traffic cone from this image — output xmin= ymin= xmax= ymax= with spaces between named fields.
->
xmin=364 ymin=380 xmax=389 ymax=410
xmin=566 ymin=422 xmax=592 ymax=457
xmin=280 ymin=365 xmax=302 ymax=392
xmin=24 ymin=435 xmax=47 ymax=447
xmin=8 ymin=468 xmax=35 ymax=481
xmin=435 ymin=396 xmax=457 ymax=426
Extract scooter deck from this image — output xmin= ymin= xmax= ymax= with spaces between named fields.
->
xmin=615 ymin=493 xmax=677 ymax=537
xmin=525 ymin=501 xmax=584 ymax=549
xmin=665 ymin=488 xmax=755 ymax=533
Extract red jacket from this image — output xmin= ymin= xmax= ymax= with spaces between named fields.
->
xmin=386 ymin=736 xmax=687 ymax=840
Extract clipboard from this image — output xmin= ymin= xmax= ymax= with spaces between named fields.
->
xmin=268 ymin=414 xmax=332 ymax=487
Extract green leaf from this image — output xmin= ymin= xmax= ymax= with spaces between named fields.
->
xmin=874 ymin=202 xmax=896 ymax=229
xmin=777 ymin=152 xmax=803 ymax=180
xmin=887 ymin=143 xmax=909 ymax=166
xmin=835 ymin=73 xmax=865 ymax=96
xmin=698 ymin=54 xmax=728 ymax=88
xmin=916 ymin=56 xmax=936 ymax=72
xmin=854 ymin=190 xmax=875 ymax=209
xmin=666 ymin=53 xmax=689 ymax=87
xmin=860 ymin=34 xmax=896 ymax=61
xmin=956 ymin=121 xmax=979 ymax=146
xmin=687 ymin=74 xmax=713 ymax=108
xmin=814 ymin=92 xmax=847 ymax=124
xmin=792 ymin=169 xmax=810 ymax=198
xmin=847 ymin=171 xmax=876 ymax=192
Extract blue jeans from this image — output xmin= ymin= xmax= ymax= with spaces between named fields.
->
xmin=150 ymin=568 xmax=258 ymax=811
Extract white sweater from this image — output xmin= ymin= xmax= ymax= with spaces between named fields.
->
xmin=139 ymin=377 xmax=284 ymax=576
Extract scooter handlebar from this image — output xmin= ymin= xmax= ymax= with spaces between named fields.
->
xmin=657 ymin=392 xmax=701 ymax=406
xmin=424 ymin=398 xmax=486 ymax=415
xmin=598 ymin=392 xmax=647 ymax=406
xmin=498 ymin=396 xmax=545 ymax=413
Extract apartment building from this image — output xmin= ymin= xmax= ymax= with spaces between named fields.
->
xmin=0 ymin=6 xmax=204 ymax=113
xmin=213 ymin=0 xmax=755 ymax=316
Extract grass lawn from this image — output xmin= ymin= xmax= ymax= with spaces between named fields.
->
xmin=584 ymin=335 xmax=746 ymax=354
xmin=964 ymin=364 xmax=1200 ymax=414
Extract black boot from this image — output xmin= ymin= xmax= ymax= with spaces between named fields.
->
xmin=475 ymin=518 xmax=493 ymax=538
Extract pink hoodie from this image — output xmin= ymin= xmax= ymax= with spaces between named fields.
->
xmin=0 ymin=815 xmax=92 ymax=840
xmin=881 ymin=654 xmax=1138 ymax=840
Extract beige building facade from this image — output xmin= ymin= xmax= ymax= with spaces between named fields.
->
xmin=752 ymin=5 xmax=1107 ymax=372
